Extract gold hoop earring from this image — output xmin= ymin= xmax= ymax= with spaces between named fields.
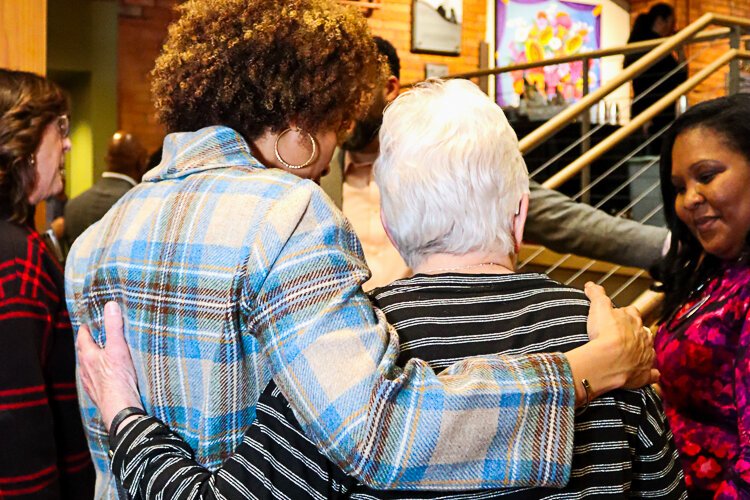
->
xmin=274 ymin=128 xmax=317 ymax=169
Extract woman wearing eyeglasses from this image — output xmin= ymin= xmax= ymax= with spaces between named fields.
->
xmin=0 ymin=69 xmax=94 ymax=499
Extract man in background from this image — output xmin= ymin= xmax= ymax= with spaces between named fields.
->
xmin=63 ymin=130 xmax=148 ymax=246
xmin=322 ymin=37 xmax=669 ymax=290
xmin=322 ymin=37 xmax=405 ymax=289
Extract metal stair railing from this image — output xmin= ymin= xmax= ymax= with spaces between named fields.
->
xmin=537 ymin=47 xmax=750 ymax=318
xmin=402 ymin=27 xmax=734 ymax=90
xmin=526 ymin=35 xmax=717 ymax=183
xmin=404 ymin=13 xmax=750 ymax=317
xmin=541 ymin=48 xmax=750 ymax=189
xmin=519 ymin=13 xmax=750 ymax=154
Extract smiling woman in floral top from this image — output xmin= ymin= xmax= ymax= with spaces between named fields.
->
xmin=656 ymin=94 xmax=750 ymax=499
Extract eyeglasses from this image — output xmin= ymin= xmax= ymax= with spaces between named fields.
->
xmin=57 ymin=115 xmax=70 ymax=139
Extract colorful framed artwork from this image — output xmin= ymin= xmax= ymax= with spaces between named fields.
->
xmin=495 ymin=0 xmax=601 ymax=105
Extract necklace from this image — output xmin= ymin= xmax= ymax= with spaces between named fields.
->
xmin=666 ymin=280 xmax=712 ymax=331
xmin=422 ymin=262 xmax=514 ymax=274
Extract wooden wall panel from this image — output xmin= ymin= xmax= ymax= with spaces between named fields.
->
xmin=0 ymin=0 xmax=47 ymax=74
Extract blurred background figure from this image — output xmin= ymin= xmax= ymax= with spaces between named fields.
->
xmin=625 ymin=3 xmax=687 ymax=135
xmin=0 ymin=68 xmax=94 ymax=499
xmin=45 ymin=189 xmax=67 ymax=240
xmin=63 ymin=130 xmax=148 ymax=247
xmin=323 ymin=36 xmax=408 ymax=290
xmin=323 ymin=37 xmax=668 ymax=291
xmin=44 ymin=188 xmax=68 ymax=263
xmin=146 ymin=146 xmax=163 ymax=171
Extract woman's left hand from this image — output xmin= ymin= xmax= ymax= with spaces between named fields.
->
xmin=77 ymin=301 xmax=143 ymax=431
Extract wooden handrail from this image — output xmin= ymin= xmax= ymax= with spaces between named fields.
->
xmin=541 ymin=49 xmax=750 ymax=189
xmin=631 ymin=289 xmax=664 ymax=324
xmin=408 ymin=27 xmax=732 ymax=84
xmin=338 ymin=0 xmax=382 ymax=7
xmin=711 ymin=13 xmax=750 ymax=29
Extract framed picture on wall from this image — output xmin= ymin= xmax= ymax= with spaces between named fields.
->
xmin=411 ymin=0 xmax=463 ymax=55
xmin=495 ymin=0 xmax=602 ymax=105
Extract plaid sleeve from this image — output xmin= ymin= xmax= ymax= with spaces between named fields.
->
xmin=65 ymin=245 xmax=115 ymax=496
xmin=246 ymin=183 xmax=577 ymax=490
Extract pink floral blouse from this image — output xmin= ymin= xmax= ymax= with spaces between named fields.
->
xmin=656 ymin=261 xmax=750 ymax=499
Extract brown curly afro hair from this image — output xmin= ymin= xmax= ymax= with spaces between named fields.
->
xmin=152 ymin=0 xmax=386 ymax=141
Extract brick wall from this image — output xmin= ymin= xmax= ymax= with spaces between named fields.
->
xmin=629 ymin=0 xmax=749 ymax=103
xmin=118 ymin=0 xmax=176 ymax=153
xmin=117 ymin=0 xmax=489 ymax=151
xmin=365 ymin=0 xmax=488 ymax=85
xmin=118 ymin=0 xmax=747 ymax=149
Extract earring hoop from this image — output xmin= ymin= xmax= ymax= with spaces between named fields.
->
xmin=274 ymin=128 xmax=317 ymax=169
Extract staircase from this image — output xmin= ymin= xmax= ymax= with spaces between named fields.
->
xmin=411 ymin=13 xmax=750 ymax=316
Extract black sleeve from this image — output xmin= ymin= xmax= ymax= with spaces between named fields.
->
xmin=111 ymin=381 xmax=357 ymax=500
xmin=628 ymin=387 xmax=687 ymax=498
xmin=525 ymin=180 xmax=668 ymax=269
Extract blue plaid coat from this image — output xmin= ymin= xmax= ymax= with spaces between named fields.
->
xmin=66 ymin=126 xmax=576 ymax=498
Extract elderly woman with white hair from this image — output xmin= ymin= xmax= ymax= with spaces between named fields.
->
xmin=73 ymin=79 xmax=678 ymax=499
xmin=355 ymin=80 xmax=685 ymax=497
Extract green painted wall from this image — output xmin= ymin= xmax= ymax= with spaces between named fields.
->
xmin=47 ymin=0 xmax=118 ymax=198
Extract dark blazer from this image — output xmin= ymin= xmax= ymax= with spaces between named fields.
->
xmin=63 ymin=175 xmax=135 ymax=246
xmin=320 ymin=150 xmax=666 ymax=270
xmin=525 ymin=179 xmax=667 ymax=269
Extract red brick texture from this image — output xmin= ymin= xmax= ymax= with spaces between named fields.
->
xmin=117 ymin=0 xmax=747 ymax=151
xmin=117 ymin=0 xmax=489 ymax=152
xmin=118 ymin=0 xmax=176 ymax=153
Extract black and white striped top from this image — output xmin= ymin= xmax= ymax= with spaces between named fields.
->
xmin=112 ymin=273 xmax=686 ymax=499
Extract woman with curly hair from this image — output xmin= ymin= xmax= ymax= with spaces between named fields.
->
xmin=67 ymin=0 xmax=655 ymax=498
xmin=0 ymin=69 xmax=94 ymax=498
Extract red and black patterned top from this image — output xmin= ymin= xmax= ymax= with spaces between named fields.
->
xmin=0 ymin=218 xmax=93 ymax=499
xmin=656 ymin=260 xmax=750 ymax=499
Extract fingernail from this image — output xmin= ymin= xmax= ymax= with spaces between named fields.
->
xmin=105 ymin=302 xmax=121 ymax=316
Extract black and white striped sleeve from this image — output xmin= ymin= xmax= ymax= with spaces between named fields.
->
xmin=110 ymin=384 xmax=357 ymax=500
xmin=628 ymin=387 xmax=687 ymax=499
